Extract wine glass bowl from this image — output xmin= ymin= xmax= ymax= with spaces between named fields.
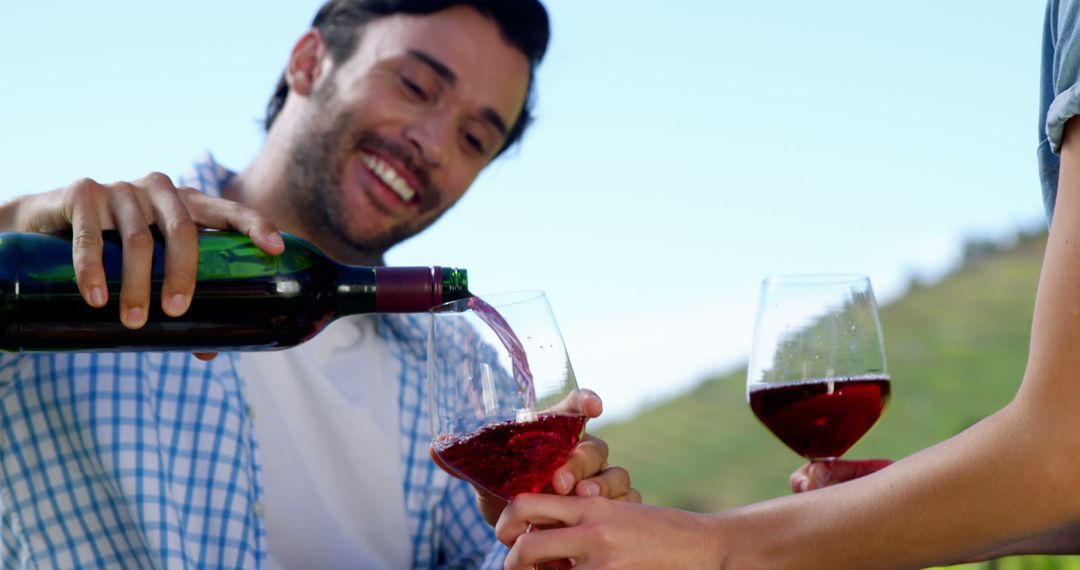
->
xmin=428 ymin=290 xmax=585 ymax=501
xmin=746 ymin=274 xmax=890 ymax=461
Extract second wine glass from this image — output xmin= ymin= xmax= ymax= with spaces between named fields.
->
xmin=428 ymin=290 xmax=585 ymax=501
xmin=746 ymin=274 xmax=890 ymax=461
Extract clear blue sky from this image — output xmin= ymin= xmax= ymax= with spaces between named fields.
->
xmin=0 ymin=1 xmax=1048 ymax=422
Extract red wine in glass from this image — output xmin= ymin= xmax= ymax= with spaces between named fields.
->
xmin=429 ymin=291 xmax=582 ymax=500
xmin=747 ymin=274 xmax=889 ymax=460
xmin=434 ymin=413 xmax=586 ymax=500
xmin=749 ymin=374 xmax=890 ymax=460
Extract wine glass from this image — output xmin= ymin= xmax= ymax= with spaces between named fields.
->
xmin=427 ymin=290 xmax=586 ymax=501
xmin=746 ymin=274 xmax=890 ymax=461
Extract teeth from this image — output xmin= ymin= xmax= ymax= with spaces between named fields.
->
xmin=360 ymin=153 xmax=417 ymax=202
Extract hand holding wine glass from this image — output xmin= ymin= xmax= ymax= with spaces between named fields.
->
xmin=427 ymin=290 xmax=633 ymax=523
xmin=747 ymin=274 xmax=890 ymax=463
xmin=789 ymin=457 xmax=894 ymax=493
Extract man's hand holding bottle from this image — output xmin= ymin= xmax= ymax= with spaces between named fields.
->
xmin=0 ymin=173 xmax=283 ymax=329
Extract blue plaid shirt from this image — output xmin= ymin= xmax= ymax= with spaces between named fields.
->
xmin=0 ymin=154 xmax=505 ymax=569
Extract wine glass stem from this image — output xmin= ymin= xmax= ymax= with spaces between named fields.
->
xmin=815 ymin=457 xmax=837 ymax=478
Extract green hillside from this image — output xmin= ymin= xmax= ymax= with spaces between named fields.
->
xmin=596 ymin=230 xmax=1078 ymax=569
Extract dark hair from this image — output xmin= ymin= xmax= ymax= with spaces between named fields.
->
xmin=265 ymin=0 xmax=550 ymax=157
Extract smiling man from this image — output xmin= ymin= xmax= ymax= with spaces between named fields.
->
xmin=0 ymin=1 xmax=638 ymax=568
xmin=234 ymin=4 xmax=533 ymax=266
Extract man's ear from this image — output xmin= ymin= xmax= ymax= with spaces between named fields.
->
xmin=286 ymin=29 xmax=327 ymax=97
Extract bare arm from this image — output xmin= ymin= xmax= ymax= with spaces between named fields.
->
xmin=712 ymin=116 xmax=1080 ymax=568
xmin=792 ymin=460 xmax=1080 ymax=559
xmin=495 ymin=119 xmax=1080 ymax=570
xmin=965 ymin=523 xmax=1080 ymax=560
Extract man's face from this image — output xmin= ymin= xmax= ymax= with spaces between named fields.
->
xmin=285 ymin=6 xmax=531 ymax=260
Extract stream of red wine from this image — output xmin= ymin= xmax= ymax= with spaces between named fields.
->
xmin=467 ymin=296 xmax=537 ymax=409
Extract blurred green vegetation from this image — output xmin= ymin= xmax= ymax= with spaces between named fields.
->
xmin=595 ymin=228 xmax=1080 ymax=569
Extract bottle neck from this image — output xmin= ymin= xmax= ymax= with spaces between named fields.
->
xmin=336 ymin=265 xmax=470 ymax=315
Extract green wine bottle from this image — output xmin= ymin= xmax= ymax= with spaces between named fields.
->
xmin=0 ymin=230 xmax=469 ymax=352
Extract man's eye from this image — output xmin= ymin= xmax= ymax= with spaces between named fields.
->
xmin=463 ymin=132 xmax=487 ymax=155
xmin=401 ymin=76 xmax=428 ymax=100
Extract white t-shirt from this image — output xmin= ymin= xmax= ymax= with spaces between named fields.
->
xmin=235 ymin=315 xmax=411 ymax=569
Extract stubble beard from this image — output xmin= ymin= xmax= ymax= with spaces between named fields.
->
xmin=283 ymin=84 xmax=446 ymax=264
xmin=283 ymin=115 xmax=423 ymax=264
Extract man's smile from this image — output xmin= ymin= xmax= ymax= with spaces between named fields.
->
xmin=359 ymin=149 xmax=420 ymax=204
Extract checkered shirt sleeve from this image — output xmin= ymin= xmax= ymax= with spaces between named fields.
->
xmin=0 ymin=351 xmax=265 ymax=569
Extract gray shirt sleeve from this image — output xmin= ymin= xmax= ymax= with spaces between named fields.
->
xmin=1036 ymin=0 xmax=1080 ymax=222
xmin=1045 ymin=0 xmax=1080 ymax=153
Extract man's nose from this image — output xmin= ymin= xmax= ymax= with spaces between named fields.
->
xmin=405 ymin=112 xmax=452 ymax=168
